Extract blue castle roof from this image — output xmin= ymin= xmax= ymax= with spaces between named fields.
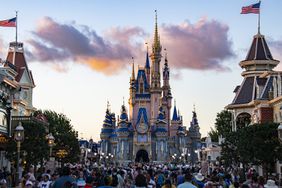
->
xmin=172 ymin=105 xmax=179 ymax=121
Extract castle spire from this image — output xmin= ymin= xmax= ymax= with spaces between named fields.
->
xmin=152 ymin=10 xmax=161 ymax=54
xmin=172 ymin=100 xmax=178 ymax=121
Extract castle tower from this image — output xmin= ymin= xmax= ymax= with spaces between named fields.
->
xmin=100 ymin=102 xmax=115 ymax=155
xmin=162 ymin=50 xmax=172 ymax=135
xmin=129 ymin=61 xmax=136 ymax=120
xmin=117 ymin=103 xmax=130 ymax=162
xmin=150 ymin=10 xmax=162 ymax=123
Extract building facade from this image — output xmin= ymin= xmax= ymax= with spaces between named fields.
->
xmin=100 ymin=14 xmax=201 ymax=163
xmin=226 ymin=31 xmax=280 ymax=130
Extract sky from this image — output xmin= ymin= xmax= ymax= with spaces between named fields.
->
xmin=0 ymin=0 xmax=282 ymax=141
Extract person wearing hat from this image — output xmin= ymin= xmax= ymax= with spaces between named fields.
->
xmin=25 ymin=180 xmax=33 ymax=188
xmin=264 ymin=179 xmax=278 ymax=188
xmin=193 ymin=173 xmax=205 ymax=188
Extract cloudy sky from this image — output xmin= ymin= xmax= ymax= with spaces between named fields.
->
xmin=0 ymin=0 xmax=282 ymax=141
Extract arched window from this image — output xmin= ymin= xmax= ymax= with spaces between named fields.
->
xmin=236 ymin=112 xmax=251 ymax=129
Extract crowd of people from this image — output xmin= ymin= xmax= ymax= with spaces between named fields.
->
xmin=0 ymin=163 xmax=280 ymax=188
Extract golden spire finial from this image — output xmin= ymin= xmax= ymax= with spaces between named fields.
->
xmin=153 ymin=10 xmax=161 ymax=52
xmin=131 ymin=57 xmax=135 ymax=79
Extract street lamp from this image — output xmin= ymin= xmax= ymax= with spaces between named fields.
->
xmin=47 ymin=133 xmax=55 ymax=158
xmin=14 ymin=122 xmax=24 ymax=186
xmin=278 ymin=123 xmax=282 ymax=143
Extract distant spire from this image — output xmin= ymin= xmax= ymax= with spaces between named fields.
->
xmin=123 ymin=96 xmax=125 ymax=106
xmin=172 ymin=99 xmax=178 ymax=121
xmin=131 ymin=57 xmax=135 ymax=80
xmin=193 ymin=104 xmax=196 ymax=112
xmin=145 ymin=43 xmax=150 ymax=69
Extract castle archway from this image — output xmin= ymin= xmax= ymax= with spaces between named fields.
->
xmin=135 ymin=149 xmax=149 ymax=163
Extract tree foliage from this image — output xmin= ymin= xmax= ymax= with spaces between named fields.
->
xmin=208 ymin=127 xmax=219 ymax=142
xmin=221 ymin=123 xmax=282 ymax=174
xmin=214 ymin=110 xmax=232 ymax=138
xmin=41 ymin=110 xmax=80 ymax=163
xmin=6 ymin=121 xmax=49 ymax=167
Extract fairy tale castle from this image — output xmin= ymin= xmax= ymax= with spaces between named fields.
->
xmin=100 ymin=13 xmax=201 ymax=163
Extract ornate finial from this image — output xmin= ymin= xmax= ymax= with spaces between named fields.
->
xmin=145 ymin=42 xmax=148 ymax=53
xmin=174 ymin=99 xmax=176 ymax=107
xmin=107 ymin=100 xmax=110 ymax=111
xmin=164 ymin=48 xmax=168 ymax=64
xmin=193 ymin=104 xmax=196 ymax=112
xmin=123 ymin=96 xmax=125 ymax=106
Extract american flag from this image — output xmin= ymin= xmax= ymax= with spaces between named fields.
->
xmin=0 ymin=17 xmax=16 ymax=27
xmin=241 ymin=2 xmax=261 ymax=14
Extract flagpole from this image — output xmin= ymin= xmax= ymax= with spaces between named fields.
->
xmin=258 ymin=0 xmax=261 ymax=34
xmin=15 ymin=11 xmax=18 ymax=44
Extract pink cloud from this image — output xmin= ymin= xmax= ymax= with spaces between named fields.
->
xmin=26 ymin=17 xmax=235 ymax=75
xmin=160 ymin=18 xmax=235 ymax=71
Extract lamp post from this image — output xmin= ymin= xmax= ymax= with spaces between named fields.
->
xmin=14 ymin=122 xmax=24 ymax=186
xmin=47 ymin=133 xmax=55 ymax=158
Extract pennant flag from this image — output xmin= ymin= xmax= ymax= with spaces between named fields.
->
xmin=0 ymin=17 xmax=16 ymax=27
xmin=241 ymin=2 xmax=260 ymax=14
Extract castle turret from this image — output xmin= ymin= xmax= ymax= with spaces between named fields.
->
xmin=162 ymin=51 xmax=172 ymax=134
xmin=117 ymin=103 xmax=130 ymax=161
xmin=100 ymin=102 xmax=115 ymax=154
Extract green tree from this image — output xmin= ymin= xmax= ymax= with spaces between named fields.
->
xmin=6 ymin=121 xmax=49 ymax=168
xmin=214 ymin=110 xmax=232 ymax=138
xmin=221 ymin=123 xmax=282 ymax=176
xmin=42 ymin=110 xmax=80 ymax=163
xmin=208 ymin=127 xmax=219 ymax=142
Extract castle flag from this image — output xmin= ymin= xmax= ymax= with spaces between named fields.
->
xmin=0 ymin=17 xmax=16 ymax=27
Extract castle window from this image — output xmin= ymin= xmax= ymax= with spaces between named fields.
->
xmin=140 ymin=83 xmax=144 ymax=93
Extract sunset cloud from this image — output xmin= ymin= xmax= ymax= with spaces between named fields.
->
xmin=27 ymin=16 xmax=235 ymax=74
xmin=27 ymin=17 xmax=145 ymax=75
xmin=160 ymin=18 xmax=235 ymax=71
